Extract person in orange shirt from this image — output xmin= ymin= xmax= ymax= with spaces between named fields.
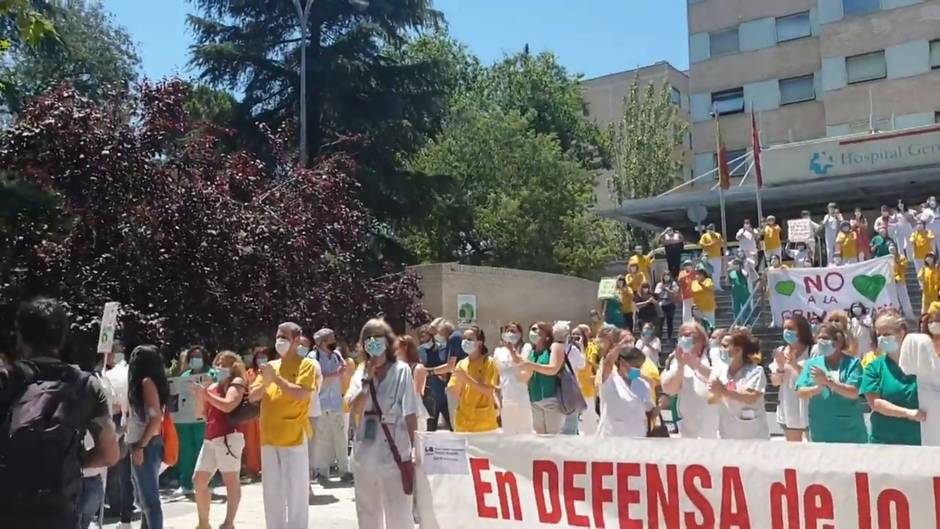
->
xmin=678 ymin=259 xmax=696 ymax=324
xmin=698 ymin=224 xmax=724 ymax=291
xmin=762 ymin=216 xmax=783 ymax=261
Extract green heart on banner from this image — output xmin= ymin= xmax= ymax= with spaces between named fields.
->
xmin=852 ymin=274 xmax=887 ymax=303
xmin=775 ymin=280 xmax=796 ymax=296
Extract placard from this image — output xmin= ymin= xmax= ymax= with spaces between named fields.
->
xmin=167 ymin=373 xmax=212 ymax=423
xmin=786 ymin=218 xmax=813 ymax=243
xmin=96 ymin=301 xmax=120 ymax=354
xmin=457 ymin=294 xmax=477 ymax=326
xmin=596 ymin=277 xmax=618 ymax=300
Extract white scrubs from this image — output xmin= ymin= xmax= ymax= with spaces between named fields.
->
xmin=770 ymin=347 xmax=809 ymax=431
xmin=597 ymin=373 xmax=652 ymax=438
xmin=663 ymin=354 xmax=720 ymax=439
xmin=492 ymin=344 xmax=534 ymax=435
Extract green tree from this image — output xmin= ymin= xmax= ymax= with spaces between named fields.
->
xmin=0 ymin=0 xmax=56 ymax=57
xmin=188 ymin=0 xmax=449 ymax=225
xmin=1 ymin=0 xmax=138 ymax=112
xmin=608 ymin=77 xmax=688 ymax=203
xmin=406 ymin=104 xmax=623 ymax=277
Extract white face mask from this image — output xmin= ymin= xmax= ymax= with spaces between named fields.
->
xmin=112 ymin=353 xmax=124 ymax=365
xmin=929 ymin=322 xmax=940 ymax=336
xmin=461 ymin=340 xmax=476 ymax=355
xmin=275 ymin=337 xmax=291 ymax=356
xmin=529 ymin=331 xmax=540 ymax=344
xmin=502 ymin=332 xmax=520 ymax=344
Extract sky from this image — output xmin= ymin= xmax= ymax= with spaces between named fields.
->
xmin=101 ymin=0 xmax=689 ymax=82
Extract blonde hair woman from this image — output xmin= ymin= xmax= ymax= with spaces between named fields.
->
xmin=192 ymin=351 xmax=247 ymax=529
xmin=661 ymin=321 xmax=720 ymax=438
xmin=346 ymin=319 xmax=418 ymax=529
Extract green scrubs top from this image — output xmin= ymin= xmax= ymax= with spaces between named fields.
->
xmin=795 ymin=355 xmax=868 ymax=444
xmin=528 ymin=348 xmax=558 ymax=402
xmin=860 ymin=356 xmax=921 ymax=445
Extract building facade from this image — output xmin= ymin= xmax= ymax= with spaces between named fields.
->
xmin=687 ymin=0 xmax=940 ymax=180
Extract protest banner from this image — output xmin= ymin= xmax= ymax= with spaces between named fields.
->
xmin=415 ymin=432 xmax=940 ymax=529
xmin=597 ymin=278 xmax=619 ymax=300
xmin=457 ymin=294 xmax=478 ymax=326
xmin=786 ymin=218 xmax=813 ymax=243
xmin=767 ymin=256 xmax=899 ymax=327
xmin=96 ymin=301 xmax=120 ymax=354
xmin=167 ymin=373 xmax=212 ymax=423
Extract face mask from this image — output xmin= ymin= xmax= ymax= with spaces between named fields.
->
xmin=364 ymin=337 xmax=387 ymax=358
xmin=708 ymin=338 xmax=720 ymax=350
xmin=852 ymin=308 xmax=863 ymax=316
xmin=642 ymin=329 xmax=653 ymax=338
xmin=501 ymin=332 xmax=520 ymax=344
xmin=434 ymin=335 xmax=447 ymax=347
xmin=529 ymin=331 xmax=540 ymax=344
xmin=929 ymin=322 xmax=940 ymax=336
xmin=216 ymin=367 xmax=231 ymax=381
xmin=297 ymin=345 xmax=310 ymax=357
xmin=421 ymin=341 xmax=434 ymax=350
xmin=783 ymin=329 xmax=799 ymax=345
xmin=112 ymin=353 xmax=124 ymax=365
xmin=678 ymin=336 xmax=695 ymax=353
xmin=461 ymin=339 xmax=476 ymax=355
xmin=811 ymin=324 xmax=820 ymax=334
xmin=275 ymin=337 xmax=291 ymax=356
xmin=878 ymin=335 xmax=898 ymax=354
xmin=591 ymin=314 xmax=601 ymax=323
xmin=189 ymin=357 xmax=204 ymax=370
xmin=719 ymin=347 xmax=730 ymax=363
xmin=626 ymin=367 xmax=642 ymax=381
xmin=662 ymin=276 xmax=671 ymax=282
xmin=816 ymin=339 xmax=834 ymax=356
xmin=257 ymin=357 xmax=269 ymax=367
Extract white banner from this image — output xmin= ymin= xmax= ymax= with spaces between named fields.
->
xmin=416 ymin=432 xmax=940 ymax=529
xmin=96 ymin=301 xmax=120 ymax=354
xmin=786 ymin=219 xmax=813 ymax=243
xmin=767 ymin=256 xmax=899 ymax=327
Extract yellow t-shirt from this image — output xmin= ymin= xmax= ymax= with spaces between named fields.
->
xmin=920 ymin=266 xmax=940 ymax=310
xmin=836 ymin=231 xmax=858 ymax=259
xmin=627 ymin=272 xmax=648 ymax=293
xmin=929 ymin=301 xmax=940 ymax=315
xmin=699 ymin=233 xmax=724 ymax=258
xmin=251 ymin=356 xmax=318 ymax=447
xmin=911 ymin=230 xmax=936 ymax=260
xmin=620 ymin=286 xmax=635 ymax=313
xmin=628 ymin=254 xmax=653 ymax=282
xmin=894 ymin=255 xmax=909 ymax=282
xmin=448 ymin=356 xmax=499 ymax=433
xmin=641 ymin=357 xmax=661 ymax=403
xmin=691 ymin=277 xmax=716 ymax=312
xmin=763 ymin=225 xmax=782 ymax=251
xmin=578 ymin=342 xmax=600 ymax=399
xmin=861 ymin=351 xmax=881 ymax=368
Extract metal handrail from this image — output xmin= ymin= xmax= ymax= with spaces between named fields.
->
xmin=729 ymin=267 xmax=767 ymax=329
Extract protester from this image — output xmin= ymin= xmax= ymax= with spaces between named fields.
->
xmin=699 ymin=224 xmax=724 ymax=290
xmin=767 ymin=253 xmax=787 ymax=270
xmin=127 ymin=345 xmax=170 ymax=529
xmin=422 ymin=319 xmax=453 ymax=430
xmin=515 ymin=322 xmax=574 ymax=434
xmin=678 ymin=259 xmax=696 ymax=323
xmin=395 ymin=335 xmax=429 ymax=434
xmin=597 ymin=341 xmax=653 ymax=438
xmin=104 ymin=343 xmax=135 ymax=529
xmin=822 ymin=203 xmax=844 ymax=265
xmin=899 ymin=314 xmax=940 ymax=446
xmin=762 ymin=215 xmax=783 ymax=261
xmin=891 ymin=243 xmax=915 ymax=318
xmin=447 ymin=326 xmax=499 ymax=433
xmin=248 ymin=322 xmax=319 ymax=529
xmin=176 ymin=345 xmax=212 ymax=496
xmin=346 ymin=318 xmax=418 ymax=529
xmin=859 ymin=312 xmax=923 ymax=445
xmin=849 ymin=302 xmax=875 ymax=359
xmin=573 ymin=324 xmax=600 ymax=435
xmin=617 ymin=275 xmax=635 ymax=331
xmin=661 ymin=321 xmax=719 ymax=438
xmin=919 ymin=253 xmax=940 ymax=315
xmin=711 ymin=328 xmax=729 ymax=369
xmin=896 ymin=202 xmax=915 ymax=261
xmin=81 ymin=357 xmax=117 ymax=529
xmin=299 ymin=334 xmax=323 ymax=482
xmin=911 ymin=221 xmax=935 ymax=274
xmin=735 ymin=219 xmax=759 ymax=261
xmin=870 ymin=226 xmax=892 ymax=258
xmin=628 ymin=244 xmax=654 ymax=284
xmin=800 ymin=210 xmax=822 ymax=264
xmin=691 ymin=266 xmax=717 ymax=329
xmin=635 ymin=322 xmax=662 ymax=367
xmin=786 ymin=241 xmax=813 ymax=268
xmin=238 ymin=348 xmax=267 ymax=478
xmin=770 ymin=316 xmax=813 ymax=442
xmin=192 ymin=351 xmax=247 ymax=529
xmin=854 ymin=208 xmax=871 ymax=260
xmin=655 ymin=272 xmax=680 ymax=342
xmin=728 ymin=258 xmax=751 ymax=324
xmin=428 ymin=318 xmax=464 ymax=427
xmin=311 ymin=328 xmax=350 ymax=482
xmin=709 ymin=329 xmax=770 ymax=440
xmin=795 ymin=323 xmax=867 ymax=443
xmin=835 ymin=220 xmax=859 ymax=265
xmin=633 ymin=282 xmax=659 ymax=331
xmin=626 ymin=262 xmax=646 ymax=295
xmin=0 ymin=299 xmax=119 ymax=529
xmin=492 ymin=322 xmax=534 ymax=434
xmin=659 ymin=227 xmax=686 ymax=279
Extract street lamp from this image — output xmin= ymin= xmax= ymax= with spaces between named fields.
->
xmin=291 ymin=0 xmax=369 ymax=167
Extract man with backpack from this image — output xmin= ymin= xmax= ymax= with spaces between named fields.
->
xmin=0 ymin=298 xmax=120 ymax=528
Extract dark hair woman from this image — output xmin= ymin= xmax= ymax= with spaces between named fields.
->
xmin=446 ymin=326 xmax=499 ymax=433
xmin=710 ymin=330 xmax=769 ymax=440
xmin=127 ymin=345 xmax=170 ymax=529
xmin=770 ymin=315 xmax=814 ymax=442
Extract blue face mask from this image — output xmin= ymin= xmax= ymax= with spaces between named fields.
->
xmin=678 ymin=336 xmax=695 ymax=352
xmin=297 ymin=345 xmax=310 ymax=357
xmin=364 ymin=337 xmax=387 ymax=358
xmin=878 ymin=335 xmax=898 ymax=354
xmin=719 ymin=347 xmax=730 ymax=363
xmin=782 ymin=329 xmax=799 ymax=345
xmin=626 ymin=367 xmax=641 ymax=381
xmin=216 ymin=367 xmax=231 ymax=381
xmin=816 ymin=339 xmax=834 ymax=356
xmin=189 ymin=357 xmax=204 ymax=371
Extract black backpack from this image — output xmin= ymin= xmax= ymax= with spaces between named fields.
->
xmin=0 ymin=359 xmax=91 ymax=521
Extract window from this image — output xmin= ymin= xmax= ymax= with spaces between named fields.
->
xmin=779 ymin=75 xmax=816 ymax=105
xmin=710 ymin=29 xmax=739 ymax=57
xmin=776 ymin=12 xmax=811 ymax=43
xmin=671 ymin=87 xmax=682 ymax=106
xmin=843 ymin=0 xmax=880 ymax=17
xmin=846 ymin=51 xmax=886 ymax=84
xmin=711 ymin=88 xmax=744 ymax=116
xmin=935 ymin=111 xmax=940 ymax=124
xmin=712 ymin=149 xmax=749 ymax=179
xmin=931 ymin=40 xmax=940 ymax=69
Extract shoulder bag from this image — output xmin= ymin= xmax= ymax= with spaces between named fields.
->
xmin=556 ymin=343 xmax=587 ymax=416
xmin=368 ymin=380 xmax=415 ymax=495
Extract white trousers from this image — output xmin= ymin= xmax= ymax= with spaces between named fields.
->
xmin=499 ymin=401 xmax=534 ymax=435
xmin=261 ymin=443 xmax=309 ymax=529
xmin=579 ymin=405 xmax=599 ymax=436
xmin=682 ymin=298 xmax=694 ymax=323
xmin=354 ymin=466 xmax=413 ymax=529
xmin=709 ymin=257 xmax=723 ymax=289
xmin=314 ymin=411 xmax=349 ymax=476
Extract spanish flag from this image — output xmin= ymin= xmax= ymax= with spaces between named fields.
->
xmin=714 ymin=111 xmax=731 ymax=190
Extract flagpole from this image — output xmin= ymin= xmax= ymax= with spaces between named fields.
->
xmin=752 ymin=107 xmax=765 ymax=222
xmin=719 ymin=186 xmax=728 ymax=243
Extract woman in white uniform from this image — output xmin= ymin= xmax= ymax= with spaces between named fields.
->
xmin=822 ymin=203 xmax=843 ymax=266
xmin=709 ymin=329 xmax=770 ymax=440
xmin=491 ymin=322 xmax=534 ymax=434
xmin=347 ymin=319 xmax=418 ymax=529
xmin=597 ymin=343 xmax=653 ymax=438
xmin=661 ymin=321 xmax=720 ymax=438
xmin=770 ymin=315 xmax=813 ymax=442
xmin=898 ymin=313 xmax=940 ymax=446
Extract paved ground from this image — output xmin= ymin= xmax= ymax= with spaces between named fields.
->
xmin=102 ymin=479 xmax=359 ymax=529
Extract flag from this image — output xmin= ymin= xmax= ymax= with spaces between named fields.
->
xmin=751 ymin=110 xmax=763 ymax=188
xmin=714 ymin=110 xmax=730 ymax=190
